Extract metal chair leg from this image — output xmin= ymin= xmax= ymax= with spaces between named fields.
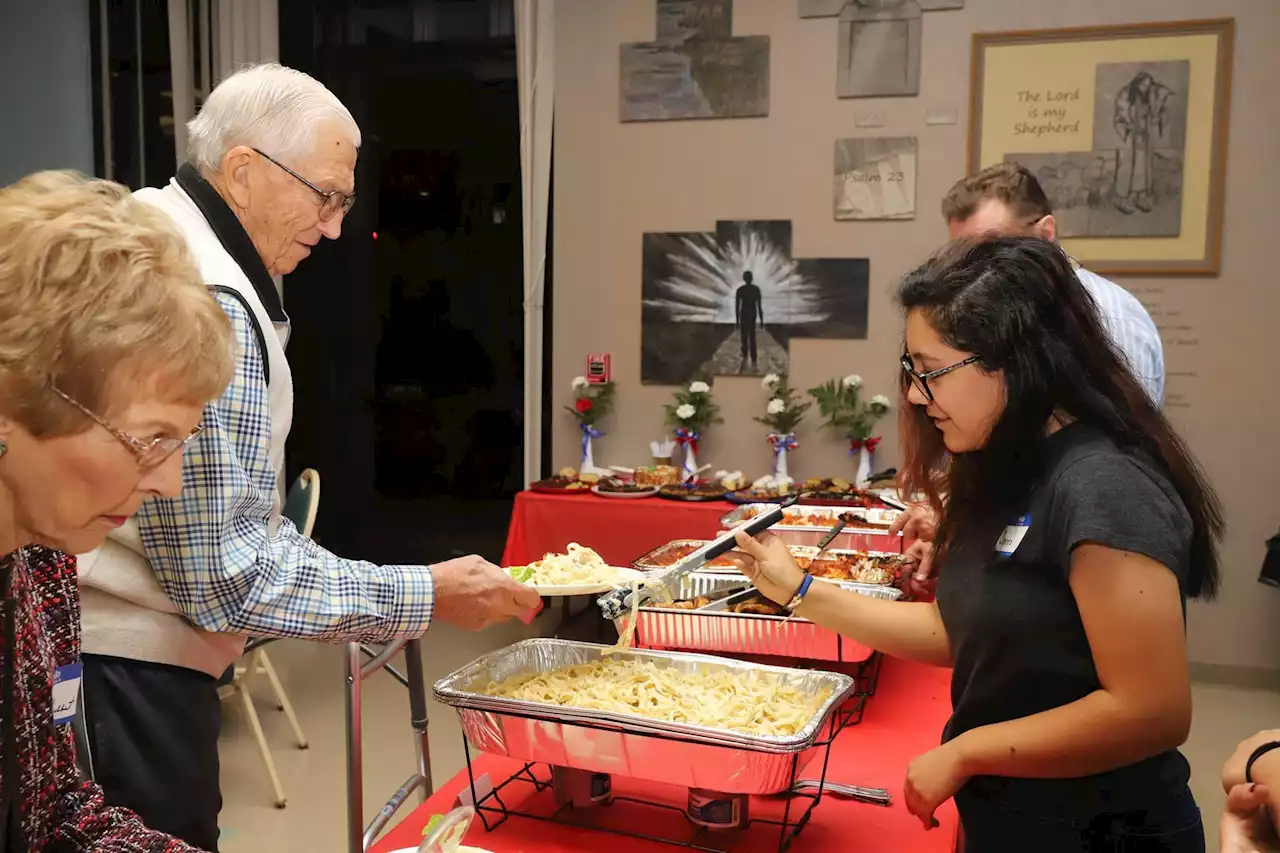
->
xmin=259 ymin=649 xmax=308 ymax=749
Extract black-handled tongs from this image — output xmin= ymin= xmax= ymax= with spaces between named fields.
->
xmin=597 ymin=493 xmax=804 ymax=620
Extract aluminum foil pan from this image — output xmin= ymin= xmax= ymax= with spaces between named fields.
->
xmin=630 ymin=586 xmax=899 ymax=662
xmin=719 ymin=504 xmax=904 ymax=553
xmin=434 ymin=639 xmax=854 ymax=753
xmin=645 ymin=571 xmax=749 ymax=602
xmin=631 ymin=539 xmax=745 ymax=571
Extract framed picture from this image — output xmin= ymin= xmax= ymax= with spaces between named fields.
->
xmin=968 ymin=19 xmax=1234 ymax=275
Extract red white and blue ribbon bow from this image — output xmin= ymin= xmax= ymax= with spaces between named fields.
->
xmin=580 ymin=422 xmax=601 ymax=461
xmin=768 ymin=433 xmax=798 ymax=457
xmin=849 ymin=436 xmax=881 ymax=455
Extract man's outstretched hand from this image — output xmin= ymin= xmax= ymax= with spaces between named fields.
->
xmin=431 ymin=556 xmax=541 ymax=630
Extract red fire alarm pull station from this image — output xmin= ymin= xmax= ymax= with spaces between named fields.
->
xmin=586 ymin=354 xmax=611 ymax=384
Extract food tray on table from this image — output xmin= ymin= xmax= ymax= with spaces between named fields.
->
xmin=627 ymin=584 xmax=901 ymax=663
xmin=433 ymin=639 xmax=855 ymax=794
xmin=632 ymin=539 xmax=907 ymax=586
xmin=720 ymin=503 xmax=904 ymax=552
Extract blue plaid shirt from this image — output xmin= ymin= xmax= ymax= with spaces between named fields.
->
xmin=135 ymin=293 xmax=436 ymax=641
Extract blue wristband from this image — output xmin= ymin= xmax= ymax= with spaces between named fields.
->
xmin=788 ymin=574 xmax=815 ymax=610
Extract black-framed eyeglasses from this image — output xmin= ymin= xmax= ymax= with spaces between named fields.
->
xmin=49 ymin=385 xmax=202 ymax=469
xmin=900 ymin=353 xmax=980 ymax=403
xmin=252 ymin=148 xmax=356 ymax=221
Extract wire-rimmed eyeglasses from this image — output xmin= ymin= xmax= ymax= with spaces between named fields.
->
xmin=253 ymin=148 xmax=356 ymax=221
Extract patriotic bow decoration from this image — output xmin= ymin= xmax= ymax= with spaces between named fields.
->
xmin=768 ymin=433 xmax=799 ymax=457
xmin=849 ymin=436 xmax=881 ymax=455
xmin=674 ymin=427 xmax=700 ymax=454
xmin=580 ymin=422 xmax=602 ymax=458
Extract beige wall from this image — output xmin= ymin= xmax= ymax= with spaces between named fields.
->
xmin=550 ymin=0 xmax=1280 ymax=669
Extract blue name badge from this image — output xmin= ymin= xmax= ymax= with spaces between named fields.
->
xmin=995 ymin=514 xmax=1032 ymax=557
xmin=52 ymin=662 xmax=83 ymax=725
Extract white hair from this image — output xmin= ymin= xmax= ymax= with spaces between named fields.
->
xmin=186 ymin=62 xmax=360 ymax=172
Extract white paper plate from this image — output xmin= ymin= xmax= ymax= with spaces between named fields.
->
xmin=591 ymin=484 xmax=659 ymax=499
xmin=509 ymin=566 xmax=648 ymax=597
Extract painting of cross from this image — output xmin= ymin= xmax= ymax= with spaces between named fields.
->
xmin=621 ymin=0 xmax=771 ymax=121
xmin=641 ymin=219 xmax=870 ymax=384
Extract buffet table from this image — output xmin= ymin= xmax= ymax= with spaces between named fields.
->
xmin=370 ymin=656 xmax=959 ymax=853
xmin=502 ymin=491 xmax=733 ymax=567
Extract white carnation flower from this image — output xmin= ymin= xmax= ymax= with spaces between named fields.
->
xmin=761 ymin=373 xmax=780 ymax=389
xmin=689 ymin=381 xmax=711 ymax=394
xmin=766 ymin=398 xmax=786 ymax=415
xmin=571 ymin=376 xmax=589 ymax=390
xmin=842 ymin=374 xmax=863 ymax=389
xmin=676 ymin=404 xmax=696 ymax=420
xmin=869 ymin=394 xmax=891 ymax=409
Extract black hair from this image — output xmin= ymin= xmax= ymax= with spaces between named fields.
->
xmin=897 ymin=236 xmax=1222 ymax=598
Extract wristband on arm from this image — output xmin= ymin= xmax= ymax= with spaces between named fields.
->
xmin=1246 ymin=741 xmax=1280 ymax=784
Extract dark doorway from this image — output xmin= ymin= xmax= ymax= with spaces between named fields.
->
xmin=280 ymin=0 xmax=525 ymax=565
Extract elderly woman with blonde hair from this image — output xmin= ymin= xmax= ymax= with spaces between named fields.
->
xmin=0 ymin=171 xmax=233 ymax=852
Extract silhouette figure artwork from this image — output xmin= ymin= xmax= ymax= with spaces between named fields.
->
xmin=640 ymin=220 xmax=870 ymax=384
xmin=736 ymin=270 xmax=764 ymax=371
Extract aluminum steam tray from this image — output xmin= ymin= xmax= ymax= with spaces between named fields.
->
xmin=433 ymin=639 xmax=855 ymax=794
xmin=629 ymin=585 xmax=901 ymax=663
xmin=634 ymin=539 xmax=906 ymax=586
xmin=631 ymin=538 xmax=813 ymax=571
xmin=719 ymin=503 xmax=904 ymax=553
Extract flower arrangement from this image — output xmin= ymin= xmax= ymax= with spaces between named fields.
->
xmin=664 ymin=377 xmax=723 ymax=481
xmin=808 ymin=374 xmax=892 ymax=485
xmin=754 ymin=373 xmax=810 ymax=480
xmin=566 ymin=376 xmax=615 ymax=472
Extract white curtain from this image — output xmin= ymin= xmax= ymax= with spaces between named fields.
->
xmin=168 ymin=0 xmax=279 ymax=168
xmin=515 ymin=0 xmax=554 ymax=486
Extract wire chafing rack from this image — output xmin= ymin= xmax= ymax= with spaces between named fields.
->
xmin=456 ymin=706 xmax=850 ymax=853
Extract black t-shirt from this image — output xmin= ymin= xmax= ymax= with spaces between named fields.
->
xmin=936 ymin=423 xmax=1193 ymax=819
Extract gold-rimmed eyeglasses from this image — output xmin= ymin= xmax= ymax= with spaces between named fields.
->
xmin=48 ymin=385 xmax=202 ymax=469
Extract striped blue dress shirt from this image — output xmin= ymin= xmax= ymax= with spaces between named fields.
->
xmin=1074 ymin=266 xmax=1165 ymax=406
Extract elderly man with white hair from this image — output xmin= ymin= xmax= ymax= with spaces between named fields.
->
xmin=75 ymin=63 xmax=539 ymax=849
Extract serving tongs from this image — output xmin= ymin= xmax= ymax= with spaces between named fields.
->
xmin=791 ymin=778 xmax=892 ymax=806
xmin=597 ymin=493 xmax=804 ymax=620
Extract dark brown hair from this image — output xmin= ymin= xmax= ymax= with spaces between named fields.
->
xmin=941 ymin=162 xmax=1053 ymax=224
xmin=897 ymin=236 xmax=1223 ymax=599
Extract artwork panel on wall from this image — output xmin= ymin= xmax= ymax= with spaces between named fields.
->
xmin=798 ymin=0 xmax=847 ymax=18
xmin=788 ymin=258 xmax=870 ymax=340
xmin=640 ymin=220 xmax=869 ymax=384
xmin=969 ymin=18 xmax=1233 ymax=274
xmin=834 ymin=136 xmax=917 ymax=220
xmin=621 ymin=0 xmax=770 ymax=122
xmin=837 ymin=0 xmax=923 ymax=98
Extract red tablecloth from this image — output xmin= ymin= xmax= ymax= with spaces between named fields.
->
xmin=502 ymin=491 xmax=733 ymax=567
xmin=371 ymin=656 xmax=958 ymax=853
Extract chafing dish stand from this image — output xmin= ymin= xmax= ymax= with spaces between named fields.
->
xmin=345 ymin=639 xmax=433 ymax=853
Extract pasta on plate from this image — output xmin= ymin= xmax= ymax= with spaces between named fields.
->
xmin=506 ymin=543 xmax=620 ymax=586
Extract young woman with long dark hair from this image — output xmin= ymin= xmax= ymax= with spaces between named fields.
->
xmin=732 ymin=236 xmax=1222 ymax=851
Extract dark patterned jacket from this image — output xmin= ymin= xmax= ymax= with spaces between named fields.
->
xmin=0 ymin=547 xmax=201 ymax=851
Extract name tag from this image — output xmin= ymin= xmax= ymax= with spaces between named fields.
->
xmin=995 ymin=514 xmax=1031 ymax=557
xmin=52 ymin=663 xmax=82 ymax=725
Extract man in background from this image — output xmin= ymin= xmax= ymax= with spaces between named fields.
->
xmin=735 ymin=269 xmax=764 ymax=372
xmin=941 ymin=162 xmax=1164 ymax=405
